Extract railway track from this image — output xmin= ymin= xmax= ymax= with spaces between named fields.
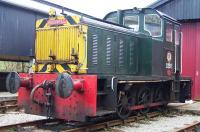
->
xmin=174 ymin=121 xmax=200 ymax=132
xmin=1 ymin=109 xmax=198 ymax=132
xmin=0 ymin=119 xmax=61 ymax=131
xmin=0 ymin=99 xmax=18 ymax=113
xmin=61 ymin=112 xmax=160 ymax=132
xmin=0 ymin=111 xmax=160 ymax=131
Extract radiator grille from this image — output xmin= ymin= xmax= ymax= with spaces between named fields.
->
xmin=36 ymin=26 xmax=81 ymax=62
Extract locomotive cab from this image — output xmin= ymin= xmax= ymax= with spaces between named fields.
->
xmin=104 ymin=8 xmax=190 ymax=103
xmin=104 ymin=8 xmax=182 ymax=76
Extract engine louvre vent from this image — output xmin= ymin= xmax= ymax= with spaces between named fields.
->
xmin=92 ymin=34 xmax=98 ymax=65
xmin=106 ymin=37 xmax=112 ymax=66
xmin=119 ymin=39 xmax=125 ymax=67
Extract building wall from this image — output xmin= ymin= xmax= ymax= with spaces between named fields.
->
xmin=0 ymin=3 xmax=47 ymax=61
xmin=155 ymin=0 xmax=200 ymax=20
xmin=181 ymin=22 xmax=200 ymax=99
xmin=0 ymin=3 xmax=47 ymax=91
xmin=149 ymin=0 xmax=200 ymax=100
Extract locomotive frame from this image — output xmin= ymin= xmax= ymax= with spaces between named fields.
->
xmin=6 ymin=8 xmax=191 ymax=121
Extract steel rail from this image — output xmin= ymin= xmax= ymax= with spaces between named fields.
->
xmin=0 ymin=99 xmax=17 ymax=104
xmin=0 ymin=99 xmax=18 ymax=113
xmin=174 ymin=121 xmax=200 ymax=132
xmin=0 ymin=112 xmax=160 ymax=131
xmin=0 ymin=119 xmax=60 ymax=131
xmin=62 ymin=112 xmax=160 ymax=132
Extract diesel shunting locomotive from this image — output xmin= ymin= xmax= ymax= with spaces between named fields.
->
xmin=6 ymin=8 xmax=191 ymax=121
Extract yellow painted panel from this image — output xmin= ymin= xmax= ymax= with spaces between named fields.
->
xmin=35 ymin=24 xmax=88 ymax=73
xmin=36 ymin=29 xmax=55 ymax=61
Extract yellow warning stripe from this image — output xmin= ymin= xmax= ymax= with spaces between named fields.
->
xmin=35 ymin=64 xmax=73 ymax=73
xmin=36 ymin=16 xmax=80 ymax=29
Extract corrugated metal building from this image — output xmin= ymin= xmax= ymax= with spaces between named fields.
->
xmin=0 ymin=0 xmax=98 ymax=62
xmin=148 ymin=0 xmax=200 ymax=99
xmin=0 ymin=1 xmax=48 ymax=61
xmin=0 ymin=1 xmax=48 ymax=91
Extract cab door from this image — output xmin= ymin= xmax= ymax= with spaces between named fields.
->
xmin=174 ymin=25 xmax=181 ymax=73
xmin=164 ymin=22 xmax=175 ymax=76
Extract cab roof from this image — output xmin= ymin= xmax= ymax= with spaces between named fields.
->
xmin=104 ymin=8 xmax=180 ymax=25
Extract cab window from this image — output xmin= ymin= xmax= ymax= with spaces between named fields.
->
xmin=123 ymin=14 xmax=139 ymax=31
xmin=175 ymin=25 xmax=180 ymax=45
xmin=144 ymin=14 xmax=162 ymax=37
xmin=166 ymin=22 xmax=173 ymax=42
xmin=105 ymin=12 xmax=118 ymax=24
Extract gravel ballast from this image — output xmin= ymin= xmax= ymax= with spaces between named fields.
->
xmin=113 ymin=114 xmax=200 ymax=132
xmin=0 ymin=112 xmax=200 ymax=132
xmin=0 ymin=112 xmax=46 ymax=126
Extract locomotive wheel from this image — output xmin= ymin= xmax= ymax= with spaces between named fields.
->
xmin=137 ymin=87 xmax=151 ymax=114
xmin=153 ymin=88 xmax=163 ymax=102
xmin=116 ymin=91 xmax=133 ymax=119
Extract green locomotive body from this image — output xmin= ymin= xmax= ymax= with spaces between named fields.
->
xmin=83 ymin=8 xmax=190 ymax=118
xmin=6 ymin=8 xmax=191 ymax=121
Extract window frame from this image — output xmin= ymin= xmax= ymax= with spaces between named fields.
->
xmin=104 ymin=12 xmax=118 ymax=24
xmin=165 ymin=22 xmax=173 ymax=43
xmin=123 ymin=14 xmax=140 ymax=31
xmin=144 ymin=14 xmax=163 ymax=37
xmin=174 ymin=25 xmax=181 ymax=45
